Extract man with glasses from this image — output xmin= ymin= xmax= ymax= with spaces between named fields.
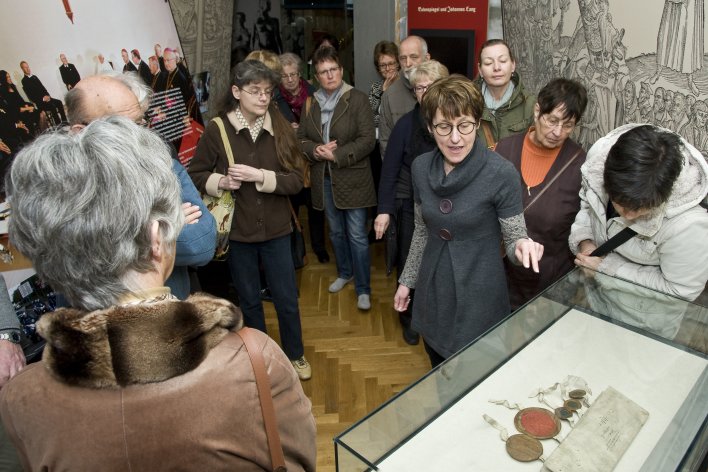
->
xmin=379 ymin=35 xmax=430 ymax=157
xmin=495 ymin=78 xmax=588 ymax=309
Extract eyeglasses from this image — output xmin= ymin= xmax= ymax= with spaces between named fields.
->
xmin=240 ymin=87 xmax=274 ymax=98
xmin=281 ymin=72 xmax=299 ymax=80
xmin=432 ymin=121 xmax=478 ymax=136
xmin=316 ymin=66 xmax=341 ymax=77
xmin=378 ymin=61 xmax=398 ymax=70
xmin=413 ymin=84 xmax=429 ymax=94
xmin=540 ymin=114 xmax=575 ymax=132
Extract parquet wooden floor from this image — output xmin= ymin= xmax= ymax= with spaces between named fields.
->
xmin=263 ymin=239 xmax=431 ymax=471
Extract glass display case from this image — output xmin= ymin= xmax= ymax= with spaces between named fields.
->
xmin=334 ymin=269 xmax=708 ymax=471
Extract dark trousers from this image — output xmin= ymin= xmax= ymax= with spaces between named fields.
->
xmin=38 ymin=98 xmax=66 ymax=126
xmin=290 ymin=188 xmax=326 ymax=255
xmin=227 ymin=235 xmax=304 ymax=360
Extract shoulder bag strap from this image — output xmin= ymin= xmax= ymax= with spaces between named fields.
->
xmin=480 ymin=121 xmax=496 ymax=149
xmin=524 ymin=149 xmax=583 ymax=214
xmin=237 ymin=328 xmax=287 ymax=472
xmin=288 ymin=201 xmax=303 ymax=233
xmin=590 ymin=226 xmax=638 ymax=257
xmin=212 ymin=117 xmax=235 ymax=166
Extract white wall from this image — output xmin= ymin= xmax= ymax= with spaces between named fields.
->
xmin=0 ymin=0 xmax=182 ymax=102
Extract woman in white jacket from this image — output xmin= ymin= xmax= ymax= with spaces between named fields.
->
xmin=570 ymin=124 xmax=708 ymax=337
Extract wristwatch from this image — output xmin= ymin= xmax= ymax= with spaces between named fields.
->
xmin=0 ymin=331 xmax=21 ymax=344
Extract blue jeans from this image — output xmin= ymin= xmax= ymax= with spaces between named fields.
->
xmin=322 ymin=176 xmax=371 ymax=295
xmin=227 ymin=235 xmax=304 ymax=360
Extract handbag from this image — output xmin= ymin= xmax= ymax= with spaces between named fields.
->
xmin=202 ymin=117 xmax=235 ymax=261
xmin=236 ymin=327 xmax=288 ymax=472
xmin=289 ymin=202 xmax=307 ymax=270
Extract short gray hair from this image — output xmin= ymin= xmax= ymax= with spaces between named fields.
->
xmin=6 ymin=116 xmax=183 ymax=310
xmin=409 ymin=60 xmax=449 ymax=87
xmin=279 ymin=52 xmax=302 ymax=71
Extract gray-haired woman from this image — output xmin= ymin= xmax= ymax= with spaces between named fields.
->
xmin=188 ymin=59 xmax=312 ymax=380
xmin=0 ymin=116 xmax=316 ymax=470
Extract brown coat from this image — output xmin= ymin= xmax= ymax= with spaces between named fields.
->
xmin=496 ymin=132 xmax=585 ymax=309
xmin=188 ymin=111 xmax=303 ymax=243
xmin=297 ymin=86 xmax=376 ymax=210
xmin=0 ymin=293 xmax=316 ymax=471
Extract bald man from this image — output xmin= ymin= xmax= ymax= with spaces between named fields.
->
xmin=65 ymin=73 xmax=216 ymax=298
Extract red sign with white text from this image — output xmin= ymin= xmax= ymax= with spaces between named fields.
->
xmin=408 ymin=0 xmax=488 ymax=78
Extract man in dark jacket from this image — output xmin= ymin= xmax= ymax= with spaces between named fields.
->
xmin=58 ymin=54 xmax=80 ymax=90
xmin=20 ymin=61 xmax=66 ymax=125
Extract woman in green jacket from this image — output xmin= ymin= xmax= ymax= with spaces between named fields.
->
xmin=474 ymin=39 xmax=536 ymax=148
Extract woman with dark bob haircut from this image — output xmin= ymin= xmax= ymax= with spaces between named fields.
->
xmin=0 ymin=117 xmax=316 ymax=470
xmin=571 ymin=124 xmax=708 ymax=328
xmin=495 ymin=78 xmax=588 ymax=310
xmin=189 ymin=59 xmax=313 ymax=380
xmin=393 ymin=74 xmax=544 ymax=367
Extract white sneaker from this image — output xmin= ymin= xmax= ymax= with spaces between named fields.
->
xmin=291 ymin=356 xmax=312 ymax=380
xmin=357 ymin=294 xmax=371 ymax=311
xmin=328 ymin=276 xmax=353 ymax=293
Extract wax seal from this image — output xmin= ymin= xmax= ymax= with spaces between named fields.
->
xmin=506 ymin=434 xmax=543 ymax=462
xmin=514 ymin=407 xmax=561 ymax=439
xmin=554 ymin=407 xmax=573 ymax=420
xmin=564 ymin=399 xmax=582 ymax=411
xmin=569 ymin=389 xmax=586 ymax=399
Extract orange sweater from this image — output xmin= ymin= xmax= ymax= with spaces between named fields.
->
xmin=520 ymin=128 xmax=561 ymax=195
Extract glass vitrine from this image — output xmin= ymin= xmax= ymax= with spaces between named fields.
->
xmin=334 ymin=268 xmax=708 ymax=471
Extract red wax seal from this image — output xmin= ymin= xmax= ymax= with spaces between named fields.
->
xmin=514 ymin=407 xmax=561 ymax=439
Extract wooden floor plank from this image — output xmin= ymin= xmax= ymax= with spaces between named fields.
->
xmin=263 ymin=240 xmax=431 ymax=471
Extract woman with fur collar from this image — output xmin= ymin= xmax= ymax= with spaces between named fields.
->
xmin=570 ymin=123 xmax=708 ymax=337
xmin=0 ymin=117 xmax=316 ymax=471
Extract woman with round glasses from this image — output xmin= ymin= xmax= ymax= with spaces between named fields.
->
xmin=474 ymin=39 xmax=535 ymax=148
xmin=495 ymin=78 xmax=588 ymax=310
xmin=374 ymin=60 xmax=448 ymax=346
xmin=189 ymin=59 xmax=312 ymax=380
xmin=393 ymin=74 xmax=543 ymax=367
xmin=298 ymin=46 xmax=376 ymax=311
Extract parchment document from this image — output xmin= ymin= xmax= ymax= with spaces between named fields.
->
xmin=544 ymin=386 xmax=649 ymax=471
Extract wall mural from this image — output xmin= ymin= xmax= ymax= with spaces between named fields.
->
xmin=502 ymin=0 xmax=706 ymax=154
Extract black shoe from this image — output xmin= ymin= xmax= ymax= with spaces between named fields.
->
xmin=316 ymin=251 xmax=330 ymax=263
xmin=259 ymin=287 xmax=272 ymax=302
xmin=402 ymin=325 xmax=420 ymax=345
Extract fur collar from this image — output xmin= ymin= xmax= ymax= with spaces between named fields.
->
xmin=37 ymin=293 xmax=243 ymax=389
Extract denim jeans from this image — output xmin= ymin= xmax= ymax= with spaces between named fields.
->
xmin=322 ymin=176 xmax=371 ymax=295
xmin=227 ymin=234 xmax=304 ymax=360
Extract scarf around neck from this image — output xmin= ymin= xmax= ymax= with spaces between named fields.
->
xmin=314 ymin=82 xmax=352 ymax=143
xmin=279 ymin=78 xmax=309 ymax=121
xmin=483 ymin=81 xmax=515 ymax=112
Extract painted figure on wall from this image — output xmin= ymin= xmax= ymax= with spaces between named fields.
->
xmin=502 ymin=0 xmax=706 ymax=154
xmin=650 ymin=0 xmax=704 ymax=96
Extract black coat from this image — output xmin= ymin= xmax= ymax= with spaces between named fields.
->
xmin=59 ymin=63 xmax=80 ymax=89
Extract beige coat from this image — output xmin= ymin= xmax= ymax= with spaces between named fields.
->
xmin=0 ymin=293 xmax=316 ymax=471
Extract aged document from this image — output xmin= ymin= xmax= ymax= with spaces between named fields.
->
xmin=544 ymin=387 xmax=649 ymax=471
